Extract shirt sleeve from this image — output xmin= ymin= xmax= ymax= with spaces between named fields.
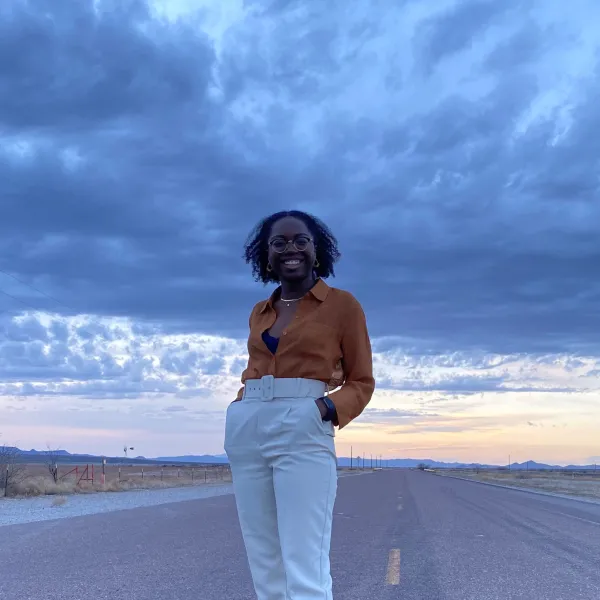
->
xmin=327 ymin=294 xmax=375 ymax=429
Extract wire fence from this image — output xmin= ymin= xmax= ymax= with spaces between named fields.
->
xmin=1 ymin=462 xmax=233 ymax=498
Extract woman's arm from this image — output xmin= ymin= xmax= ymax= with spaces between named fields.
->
xmin=327 ymin=294 xmax=375 ymax=429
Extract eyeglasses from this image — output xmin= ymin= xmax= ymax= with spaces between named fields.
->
xmin=268 ymin=235 xmax=313 ymax=253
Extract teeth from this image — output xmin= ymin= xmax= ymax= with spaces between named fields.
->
xmin=284 ymin=260 xmax=300 ymax=265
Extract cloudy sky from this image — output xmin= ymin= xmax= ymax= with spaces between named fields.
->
xmin=1 ymin=0 xmax=599 ymax=466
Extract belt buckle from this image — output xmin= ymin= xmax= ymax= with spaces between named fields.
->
xmin=261 ymin=375 xmax=275 ymax=400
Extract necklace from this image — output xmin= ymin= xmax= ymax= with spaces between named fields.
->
xmin=280 ymin=279 xmax=315 ymax=307
xmin=280 ymin=296 xmax=302 ymax=307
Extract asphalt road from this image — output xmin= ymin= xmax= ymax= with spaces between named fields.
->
xmin=1 ymin=470 xmax=599 ymax=600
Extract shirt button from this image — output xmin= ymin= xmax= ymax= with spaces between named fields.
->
xmin=283 ymin=331 xmax=287 ymax=335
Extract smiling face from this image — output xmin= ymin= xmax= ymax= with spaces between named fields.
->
xmin=267 ymin=216 xmax=317 ymax=283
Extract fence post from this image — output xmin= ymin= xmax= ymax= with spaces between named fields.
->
xmin=161 ymin=468 xmax=163 ymax=481
xmin=3 ymin=465 xmax=8 ymax=497
xmin=119 ymin=467 xmax=121 ymax=481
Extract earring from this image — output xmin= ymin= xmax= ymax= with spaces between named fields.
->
xmin=314 ymin=259 xmax=320 ymax=268
xmin=267 ymin=263 xmax=272 ymax=272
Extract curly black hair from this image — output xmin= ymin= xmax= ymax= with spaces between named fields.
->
xmin=244 ymin=210 xmax=341 ymax=284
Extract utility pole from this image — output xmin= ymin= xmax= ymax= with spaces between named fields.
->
xmin=350 ymin=446 xmax=353 ymax=470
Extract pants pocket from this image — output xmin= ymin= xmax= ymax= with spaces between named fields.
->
xmin=309 ymin=399 xmax=335 ymax=437
xmin=224 ymin=401 xmax=249 ymax=456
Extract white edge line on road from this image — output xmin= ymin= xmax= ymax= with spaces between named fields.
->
xmin=428 ymin=472 xmax=600 ymax=507
xmin=547 ymin=511 xmax=600 ymax=527
xmin=386 ymin=549 xmax=400 ymax=585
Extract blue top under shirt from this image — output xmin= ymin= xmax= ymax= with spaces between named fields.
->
xmin=261 ymin=330 xmax=280 ymax=354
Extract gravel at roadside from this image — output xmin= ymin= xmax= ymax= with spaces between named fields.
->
xmin=0 ymin=483 xmax=233 ymax=527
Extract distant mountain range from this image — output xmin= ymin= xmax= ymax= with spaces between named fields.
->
xmin=3 ymin=447 xmax=597 ymax=470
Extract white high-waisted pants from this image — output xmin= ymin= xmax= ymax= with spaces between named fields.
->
xmin=224 ymin=376 xmax=338 ymax=600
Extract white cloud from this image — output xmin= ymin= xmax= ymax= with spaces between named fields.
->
xmin=0 ymin=312 xmax=597 ymax=465
xmin=0 ymin=313 xmax=246 ymax=400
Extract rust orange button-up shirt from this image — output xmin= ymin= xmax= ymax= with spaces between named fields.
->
xmin=236 ymin=279 xmax=375 ymax=429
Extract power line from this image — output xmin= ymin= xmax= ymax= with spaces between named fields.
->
xmin=0 ymin=288 xmax=43 ymax=313
xmin=0 ymin=268 xmax=73 ymax=311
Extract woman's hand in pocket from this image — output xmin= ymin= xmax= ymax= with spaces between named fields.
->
xmin=315 ymin=398 xmax=327 ymax=419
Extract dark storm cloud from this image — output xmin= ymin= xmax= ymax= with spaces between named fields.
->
xmin=414 ymin=0 xmax=512 ymax=72
xmin=1 ymin=0 xmax=600 ymax=357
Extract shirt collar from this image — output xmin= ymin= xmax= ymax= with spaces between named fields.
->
xmin=259 ymin=278 xmax=329 ymax=313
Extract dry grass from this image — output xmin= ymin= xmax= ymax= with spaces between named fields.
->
xmin=3 ymin=463 xmax=232 ymax=498
xmin=435 ymin=468 xmax=600 ymax=500
xmin=14 ymin=476 xmax=82 ymax=497
xmin=4 ymin=463 xmax=370 ymax=499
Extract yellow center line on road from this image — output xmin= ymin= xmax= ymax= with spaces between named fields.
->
xmin=386 ymin=549 xmax=401 ymax=585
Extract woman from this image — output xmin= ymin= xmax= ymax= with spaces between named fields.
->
xmin=224 ymin=210 xmax=375 ymax=600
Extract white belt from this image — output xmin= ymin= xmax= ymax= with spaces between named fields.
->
xmin=243 ymin=376 xmax=326 ymax=401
